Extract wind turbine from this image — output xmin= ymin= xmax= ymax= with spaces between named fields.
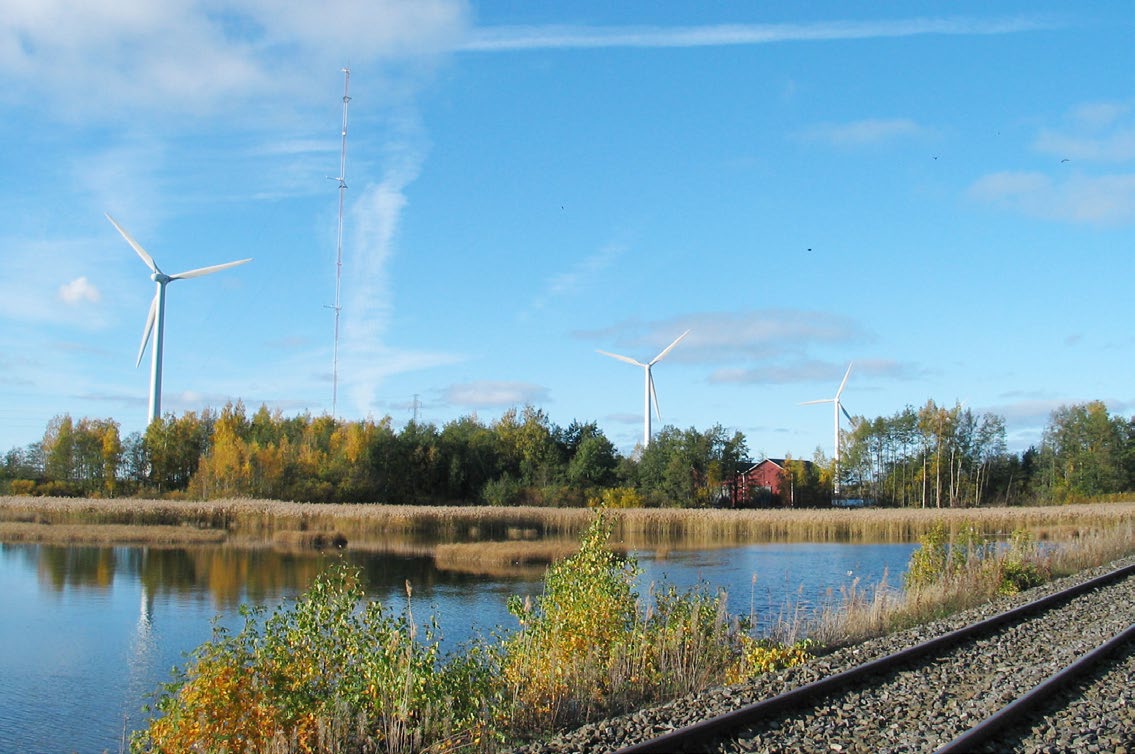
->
xmin=801 ymin=362 xmax=854 ymax=495
xmin=106 ymin=214 xmax=252 ymax=425
xmin=597 ymin=329 xmax=690 ymax=448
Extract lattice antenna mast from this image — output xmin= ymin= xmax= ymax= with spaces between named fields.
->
xmin=328 ymin=67 xmax=351 ymax=416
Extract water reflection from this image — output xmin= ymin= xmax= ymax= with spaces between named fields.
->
xmin=0 ymin=539 xmax=916 ymax=754
xmin=6 ymin=541 xmax=540 ymax=613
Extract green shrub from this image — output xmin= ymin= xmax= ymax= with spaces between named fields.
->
xmin=135 ymin=510 xmax=822 ymax=751
xmin=997 ymin=529 xmax=1048 ymax=595
xmin=500 ymin=512 xmax=638 ymax=732
xmin=904 ymin=523 xmax=951 ymax=589
xmin=133 ymin=566 xmax=494 ymax=753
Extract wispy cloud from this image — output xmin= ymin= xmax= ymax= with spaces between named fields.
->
xmin=1032 ymin=102 xmax=1135 ymax=163
xmin=1 ymin=0 xmax=469 ymax=119
xmin=460 ymin=16 xmax=1058 ymax=52
xmin=529 ymin=241 xmax=625 ymax=313
xmin=968 ymin=171 xmax=1135 ymax=226
xmin=583 ymin=309 xmax=867 ymax=364
xmin=334 ymin=107 xmax=466 ymax=415
xmin=798 ymin=118 xmax=926 ymax=148
xmin=445 ymin=381 xmax=549 ymax=408
xmin=710 ymin=357 xmax=924 ymax=386
xmin=970 ymin=103 xmax=1135 ymax=225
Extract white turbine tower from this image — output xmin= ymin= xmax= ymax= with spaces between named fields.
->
xmin=106 ymin=214 xmax=252 ymax=425
xmin=598 ymin=329 xmax=690 ymax=449
xmin=801 ymin=362 xmax=854 ymax=495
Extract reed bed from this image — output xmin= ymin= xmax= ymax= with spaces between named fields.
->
xmin=433 ymin=540 xmax=582 ymax=577
xmin=0 ymin=521 xmax=227 ymax=545
xmin=3 ymin=496 xmax=1132 ymax=549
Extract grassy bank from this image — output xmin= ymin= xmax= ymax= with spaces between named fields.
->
xmin=807 ymin=516 xmax=1135 ymax=649
xmin=124 ymin=507 xmax=1135 ymax=753
xmin=3 ymin=496 xmax=1134 ymax=550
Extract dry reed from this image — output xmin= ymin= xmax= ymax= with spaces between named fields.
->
xmin=4 ymin=496 xmax=1133 ymax=550
xmin=432 ymin=540 xmax=581 ymax=577
xmin=805 ymin=518 xmax=1135 ymax=649
xmin=0 ymin=521 xmax=227 ymax=545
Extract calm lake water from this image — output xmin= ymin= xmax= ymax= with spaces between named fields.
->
xmin=0 ymin=540 xmax=917 ymax=754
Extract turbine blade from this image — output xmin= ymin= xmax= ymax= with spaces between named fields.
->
xmin=106 ymin=213 xmax=160 ymax=274
xmin=170 ymin=258 xmax=252 ymax=280
xmin=597 ymin=349 xmax=645 ymax=367
xmin=841 ymin=404 xmax=854 ymax=423
xmin=800 ymin=398 xmax=834 ymax=406
xmin=649 ymin=328 xmax=691 ymax=365
xmin=649 ymin=371 xmax=661 ymax=421
xmin=136 ymin=294 xmax=157 ymax=367
xmin=836 ymin=362 xmax=853 ymax=397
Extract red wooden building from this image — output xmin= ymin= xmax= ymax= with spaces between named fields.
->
xmin=722 ymin=458 xmax=815 ymax=507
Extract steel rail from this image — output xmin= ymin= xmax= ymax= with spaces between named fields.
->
xmin=613 ymin=562 xmax=1135 ymax=754
xmin=935 ymin=620 xmax=1135 ymax=754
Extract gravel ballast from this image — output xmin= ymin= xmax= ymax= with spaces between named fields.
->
xmin=514 ymin=555 xmax=1135 ymax=754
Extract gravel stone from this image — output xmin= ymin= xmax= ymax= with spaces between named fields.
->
xmin=512 ymin=554 xmax=1135 ymax=754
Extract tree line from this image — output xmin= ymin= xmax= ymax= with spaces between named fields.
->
xmin=2 ymin=399 xmax=1132 ymax=507
xmin=839 ymin=400 xmax=1134 ymax=506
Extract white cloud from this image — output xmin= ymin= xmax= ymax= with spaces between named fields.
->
xmin=529 ymin=241 xmax=625 ymax=313
xmin=445 ymin=381 xmax=549 ymax=408
xmin=1033 ymin=102 xmax=1135 ymax=163
xmin=1070 ymin=102 xmax=1130 ymax=130
xmin=241 ymin=0 xmax=468 ymax=58
xmin=968 ymin=171 xmax=1135 ymax=226
xmin=584 ymin=310 xmax=866 ymax=365
xmin=798 ymin=118 xmax=925 ymax=148
xmin=0 ymin=0 xmax=469 ymax=118
xmin=460 ymin=16 xmax=1059 ymax=52
xmin=0 ymin=237 xmax=117 ymax=327
xmin=334 ymin=109 xmax=466 ymax=415
xmin=58 ymin=276 xmax=101 ymax=305
xmin=710 ymin=357 xmax=923 ymax=385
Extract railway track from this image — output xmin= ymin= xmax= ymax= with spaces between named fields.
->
xmin=607 ymin=562 xmax=1135 ymax=754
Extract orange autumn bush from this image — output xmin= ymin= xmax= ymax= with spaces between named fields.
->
xmin=133 ymin=567 xmax=494 ymax=754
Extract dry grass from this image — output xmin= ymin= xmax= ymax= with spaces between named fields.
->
xmin=271 ymin=530 xmax=349 ymax=551
xmin=2 ymin=495 xmax=1135 ymax=558
xmin=608 ymin=504 xmax=1135 ymax=547
xmin=806 ymin=518 xmax=1135 ymax=649
xmin=0 ymin=521 xmax=227 ymax=545
xmin=433 ymin=539 xmax=582 ymax=577
xmin=4 ymin=496 xmax=1133 ymax=549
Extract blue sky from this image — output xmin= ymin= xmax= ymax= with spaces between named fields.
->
xmin=1 ymin=1 xmax=1132 ymax=459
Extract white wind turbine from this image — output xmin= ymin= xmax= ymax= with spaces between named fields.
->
xmin=801 ymin=362 xmax=854 ymax=495
xmin=106 ymin=214 xmax=252 ymax=425
xmin=597 ymin=329 xmax=690 ymax=449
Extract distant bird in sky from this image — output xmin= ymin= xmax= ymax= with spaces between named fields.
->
xmin=1061 ymin=158 xmax=1070 ymax=163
